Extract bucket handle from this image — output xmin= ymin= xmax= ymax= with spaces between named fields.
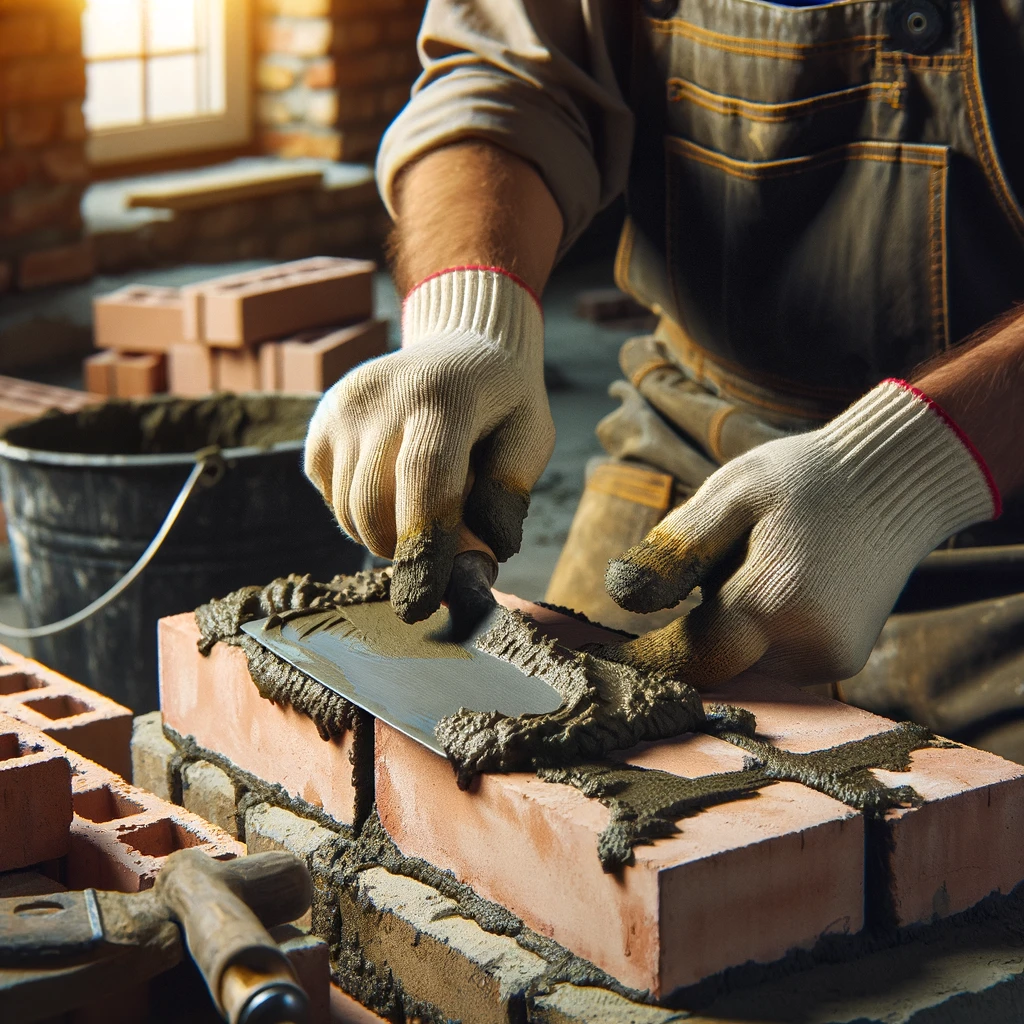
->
xmin=0 ymin=447 xmax=226 ymax=640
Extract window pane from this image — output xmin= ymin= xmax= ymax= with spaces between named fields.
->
xmin=147 ymin=54 xmax=199 ymax=121
xmin=82 ymin=0 xmax=143 ymax=59
xmin=84 ymin=58 xmax=144 ymax=127
xmin=148 ymin=0 xmax=197 ymax=53
xmin=205 ymin=0 xmax=226 ymax=113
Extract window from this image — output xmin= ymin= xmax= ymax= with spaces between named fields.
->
xmin=83 ymin=0 xmax=250 ymax=165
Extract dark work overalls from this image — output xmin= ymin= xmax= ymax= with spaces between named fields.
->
xmin=546 ymin=0 xmax=1024 ymax=761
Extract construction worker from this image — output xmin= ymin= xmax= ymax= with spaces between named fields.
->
xmin=305 ymin=1 xmax=1024 ymax=753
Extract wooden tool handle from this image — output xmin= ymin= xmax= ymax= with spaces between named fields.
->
xmin=154 ymin=850 xmax=311 ymax=1024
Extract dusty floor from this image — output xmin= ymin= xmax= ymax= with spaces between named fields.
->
xmin=0 ymin=252 xmax=636 ymax=657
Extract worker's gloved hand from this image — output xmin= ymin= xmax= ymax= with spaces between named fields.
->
xmin=596 ymin=380 xmax=1000 ymax=688
xmin=304 ymin=267 xmax=553 ymax=623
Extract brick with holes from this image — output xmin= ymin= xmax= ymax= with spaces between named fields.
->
xmin=181 ymin=257 xmax=375 ymax=347
xmin=0 ymin=711 xmax=72 ymax=871
xmin=93 ymin=285 xmax=184 ymax=353
xmin=0 ymin=647 xmax=133 ymax=778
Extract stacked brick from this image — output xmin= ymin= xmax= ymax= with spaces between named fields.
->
xmin=0 ymin=0 xmax=93 ymax=292
xmin=256 ymin=0 xmax=425 ymax=163
xmin=85 ymin=257 xmax=387 ymax=399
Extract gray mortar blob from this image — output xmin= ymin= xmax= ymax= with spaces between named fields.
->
xmin=2 ymin=392 xmax=319 ymax=454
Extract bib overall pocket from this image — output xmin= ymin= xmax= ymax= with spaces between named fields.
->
xmin=665 ymin=136 xmax=950 ymax=396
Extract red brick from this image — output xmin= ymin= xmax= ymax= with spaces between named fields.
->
xmin=375 ymin=595 xmax=1024 ymax=995
xmin=332 ymin=50 xmax=393 ymax=88
xmin=93 ymin=285 xmax=183 ymax=354
xmin=83 ymin=350 xmax=116 ymax=396
xmin=261 ymin=127 xmax=342 ymax=161
xmin=333 ymin=17 xmax=385 ymax=52
xmin=189 ymin=256 xmax=375 ymax=347
xmin=158 ymin=611 xmax=361 ymax=825
xmin=384 ymin=12 xmax=422 ymax=44
xmin=0 ymin=13 xmax=50 ymax=58
xmin=64 ymin=746 xmax=242 ymax=892
xmin=0 ymin=373 xmax=101 ymax=429
xmin=4 ymin=103 xmax=59 ymax=147
xmin=707 ymin=675 xmax=1024 ymax=928
xmin=2 ymin=55 xmax=86 ymax=105
xmin=17 ymin=237 xmax=95 ymax=289
xmin=260 ymin=15 xmax=333 ymax=57
xmin=0 ymin=182 xmax=82 ymax=238
xmin=0 ymin=151 xmax=35 ymax=191
xmin=167 ymin=343 xmax=214 ymax=396
xmin=40 ymin=141 xmax=89 ymax=183
xmin=214 ymin=347 xmax=263 ymax=392
xmin=0 ymin=650 xmax=133 ymax=779
xmin=0 ymin=261 xmax=10 ymax=293
xmin=61 ymin=99 xmax=86 ymax=141
xmin=113 ymin=353 xmax=167 ymax=397
xmin=259 ymin=341 xmax=280 ymax=389
xmin=303 ymin=57 xmax=336 ymax=89
xmin=0 ymin=711 xmax=72 ymax=871
xmin=279 ymin=318 xmax=387 ymax=392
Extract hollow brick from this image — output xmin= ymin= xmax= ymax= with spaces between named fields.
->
xmin=158 ymin=612 xmax=361 ymax=825
xmin=166 ymin=343 xmax=214 ymax=396
xmin=0 ymin=711 xmax=72 ymax=871
xmin=93 ymin=284 xmax=184 ymax=354
xmin=214 ymin=347 xmax=264 ymax=392
xmin=112 ymin=352 xmax=167 ymax=398
xmin=0 ymin=649 xmax=133 ymax=779
xmin=278 ymin=318 xmax=387 ymax=392
xmin=83 ymin=350 xmax=116 ymax=396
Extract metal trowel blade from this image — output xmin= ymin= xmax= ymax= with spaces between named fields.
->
xmin=239 ymin=603 xmax=562 ymax=756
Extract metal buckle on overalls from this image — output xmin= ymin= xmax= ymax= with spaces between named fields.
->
xmin=890 ymin=0 xmax=947 ymax=54
xmin=642 ymin=0 xmax=680 ymax=18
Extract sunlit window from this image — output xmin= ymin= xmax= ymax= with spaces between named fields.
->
xmin=83 ymin=0 xmax=249 ymax=165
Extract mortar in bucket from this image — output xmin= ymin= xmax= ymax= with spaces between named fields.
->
xmin=0 ymin=393 xmax=361 ymax=711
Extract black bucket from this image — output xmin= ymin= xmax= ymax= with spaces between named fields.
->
xmin=0 ymin=394 xmax=360 ymax=712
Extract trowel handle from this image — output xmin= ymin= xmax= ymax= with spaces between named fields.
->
xmin=454 ymin=523 xmax=498 ymax=581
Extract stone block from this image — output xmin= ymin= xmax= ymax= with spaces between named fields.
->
xmin=65 ymin=745 xmax=243 ymax=892
xmin=158 ymin=612 xmax=361 ymax=826
xmin=93 ymin=284 xmax=183 ymax=353
xmin=130 ymin=711 xmax=177 ymax=802
xmin=184 ymin=256 xmax=375 ymax=347
xmin=166 ymin=343 xmax=214 ymax=396
xmin=304 ymin=57 xmax=336 ymax=90
xmin=0 ymin=650 xmax=133 ymax=779
xmin=278 ymin=318 xmax=387 ymax=392
xmin=307 ymin=90 xmax=339 ymax=127
xmin=182 ymin=759 xmax=238 ymax=837
xmin=339 ymin=866 xmax=548 ymax=1024
xmin=259 ymin=0 xmax=331 ymax=14
xmin=530 ymin=985 xmax=686 ymax=1024
xmin=0 ymin=711 xmax=72 ymax=871
xmin=245 ymin=803 xmax=336 ymax=865
xmin=17 ymin=237 xmax=95 ymax=289
xmin=261 ymin=127 xmax=342 ymax=161
xmin=257 ymin=55 xmax=300 ymax=91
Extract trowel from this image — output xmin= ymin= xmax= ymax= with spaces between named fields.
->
xmin=240 ymin=526 xmax=563 ymax=755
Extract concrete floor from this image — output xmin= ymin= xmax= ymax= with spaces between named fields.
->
xmin=0 ymin=252 xmax=635 ymax=659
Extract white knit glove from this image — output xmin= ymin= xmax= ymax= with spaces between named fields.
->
xmin=304 ymin=267 xmax=554 ymax=622
xmin=598 ymin=380 xmax=1001 ymax=687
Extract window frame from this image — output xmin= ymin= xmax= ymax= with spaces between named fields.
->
xmin=85 ymin=0 xmax=252 ymax=167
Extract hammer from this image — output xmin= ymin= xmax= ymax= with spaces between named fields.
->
xmin=0 ymin=848 xmax=313 ymax=1024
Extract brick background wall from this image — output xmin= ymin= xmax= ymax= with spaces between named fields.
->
xmin=256 ymin=0 xmax=425 ymax=163
xmin=0 ymin=0 xmax=94 ymax=291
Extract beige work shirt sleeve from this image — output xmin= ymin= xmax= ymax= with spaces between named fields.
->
xmin=375 ymin=0 xmax=635 ymax=257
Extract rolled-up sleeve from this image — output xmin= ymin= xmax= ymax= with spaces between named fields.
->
xmin=376 ymin=0 xmax=634 ymax=254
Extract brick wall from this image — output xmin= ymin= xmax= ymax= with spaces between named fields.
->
xmin=0 ymin=0 xmax=94 ymax=291
xmin=256 ymin=0 xmax=425 ymax=163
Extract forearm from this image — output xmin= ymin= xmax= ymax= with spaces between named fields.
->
xmin=389 ymin=140 xmax=563 ymax=297
xmin=914 ymin=308 xmax=1024 ymax=497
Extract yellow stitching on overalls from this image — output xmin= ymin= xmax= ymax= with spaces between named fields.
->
xmin=927 ymin=162 xmax=950 ymax=351
xmin=938 ymin=164 xmax=950 ymax=349
xmin=706 ymin=405 xmax=738 ymax=464
xmin=958 ymin=0 xmax=1024 ymax=243
xmin=666 ymin=77 xmax=895 ymax=122
xmin=630 ymin=357 xmax=677 ymax=390
xmin=666 ymin=137 xmax=946 ymax=183
xmin=614 ymin=217 xmax=636 ymax=296
xmin=877 ymin=51 xmax=966 ymax=71
xmin=648 ymin=17 xmax=883 ymax=59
